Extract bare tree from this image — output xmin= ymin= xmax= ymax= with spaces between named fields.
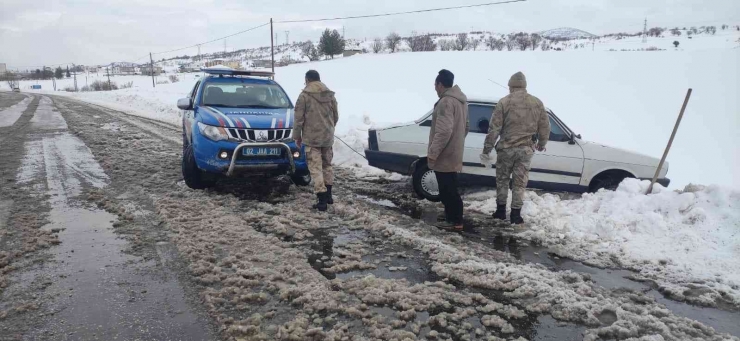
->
xmin=386 ymin=32 xmax=402 ymax=53
xmin=511 ymin=33 xmax=531 ymax=51
xmin=505 ymin=36 xmax=516 ymax=51
xmin=455 ymin=33 xmax=469 ymax=51
xmin=439 ymin=40 xmax=454 ymax=51
xmin=486 ymin=36 xmax=505 ymax=51
xmin=670 ymin=28 xmax=682 ymax=36
xmin=469 ymin=37 xmax=480 ymax=51
xmin=300 ymin=40 xmax=322 ymax=61
xmin=529 ymin=34 xmax=542 ymax=51
xmin=2 ymin=72 xmax=19 ymax=89
xmin=372 ymin=38 xmax=384 ymax=53
xmin=706 ymin=26 xmax=717 ymax=35
xmin=540 ymin=40 xmax=551 ymax=51
xmin=408 ymin=33 xmax=437 ymax=52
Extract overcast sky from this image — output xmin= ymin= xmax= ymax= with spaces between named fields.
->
xmin=1 ymin=0 xmax=737 ymax=69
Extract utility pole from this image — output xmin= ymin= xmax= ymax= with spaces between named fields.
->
xmin=270 ymin=18 xmax=275 ymax=75
xmin=72 ymin=64 xmax=78 ymax=91
xmin=285 ymin=31 xmax=289 ymax=46
xmin=106 ymin=66 xmax=112 ymax=91
xmin=197 ymin=44 xmax=201 ymax=61
xmin=149 ymin=52 xmax=156 ymax=88
xmin=642 ymin=18 xmax=648 ymax=43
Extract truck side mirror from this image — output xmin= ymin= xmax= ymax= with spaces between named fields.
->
xmin=177 ymin=98 xmax=193 ymax=110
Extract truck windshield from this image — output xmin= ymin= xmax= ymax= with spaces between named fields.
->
xmin=202 ymin=83 xmax=291 ymax=109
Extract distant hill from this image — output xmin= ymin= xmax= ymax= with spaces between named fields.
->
xmin=538 ymin=27 xmax=597 ymax=39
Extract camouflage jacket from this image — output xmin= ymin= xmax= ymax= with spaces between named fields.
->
xmin=483 ymin=86 xmax=550 ymax=154
xmin=293 ymin=81 xmax=339 ymax=148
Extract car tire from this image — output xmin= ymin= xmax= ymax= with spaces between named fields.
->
xmin=590 ymin=173 xmax=629 ymax=192
xmin=412 ymin=162 xmax=441 ymax=202
xmin=291 ymin=171 xmax=312 ymax=187
xmin=182 ymin=144 xmax=216 ymax=189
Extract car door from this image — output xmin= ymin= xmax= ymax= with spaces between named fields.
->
xmin=183 ymin=80 xmax=201 ymax=143
xmin=462 ymin=103 xmax=495 ymax=177
xmin=528 ymin=112 xmax=585 ymax=187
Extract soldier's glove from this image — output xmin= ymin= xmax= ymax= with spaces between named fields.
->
xmin=479 ymin=153 xmax=493 ymax=169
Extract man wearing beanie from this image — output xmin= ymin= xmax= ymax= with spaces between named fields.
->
xmin=428 ymin=69 xmax=469 ymax=231
xmin=480 ymin=72 xmax=550 ymax=225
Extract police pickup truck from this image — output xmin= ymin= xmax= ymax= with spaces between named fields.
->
xmin=178 ymin=68 xmax=311 ymax=189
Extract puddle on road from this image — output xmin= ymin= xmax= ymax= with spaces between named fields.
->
xmin=358 ymin=200 xmax=740 ymax=338
xmin=303 ymin=227 xmax=587 ymax=340
xmin=26 ymin=203 xmax=212 ymax=340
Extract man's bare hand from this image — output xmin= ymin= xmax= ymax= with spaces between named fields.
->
xmin=535 ymin=144 xmax=546 ymax=152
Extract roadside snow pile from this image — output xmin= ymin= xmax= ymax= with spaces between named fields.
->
xmin=515 ymin=179 xmax=740 ymax=307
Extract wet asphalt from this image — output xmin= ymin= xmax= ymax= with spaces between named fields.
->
xmin=0 ymin=92 xmax=738 ymax=340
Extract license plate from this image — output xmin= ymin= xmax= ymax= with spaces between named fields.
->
xmin=242 ymin=147 xmax=281 ymax=156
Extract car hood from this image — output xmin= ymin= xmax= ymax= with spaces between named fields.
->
xmin=198 ymin=106 xmax=294 ymax=129
xmin=580 ymin=140 xmax=661 ymax=167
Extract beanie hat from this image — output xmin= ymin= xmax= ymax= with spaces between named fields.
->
xmin=508 ymin=72 xmax=527 ymax=89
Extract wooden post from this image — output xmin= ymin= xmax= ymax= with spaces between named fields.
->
xmin=647 ymin=88 xmax=692 ymax=194
xmin=106 ymin=66 xmax=112 ymax=91
xmin=150 ymin=52 xmax=156 ymax=88
xmin=270 ymin=18 xmax=275 ymax=76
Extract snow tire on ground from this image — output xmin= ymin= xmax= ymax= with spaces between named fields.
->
xmin=590 ymin=171 xmax=631 ymax=192
xmin=290 ymin=171 xmax=312 ymax=187
xmin=413 ymin=162 xmax=441 ymax=202
xmin=182 ymin=144 xmax=216 ymax=189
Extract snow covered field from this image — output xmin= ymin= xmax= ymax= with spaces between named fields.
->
xmin=11 ymin=49 xmax=738 ymax=189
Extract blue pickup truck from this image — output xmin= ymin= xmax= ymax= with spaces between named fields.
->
xmin=177 ymin=68 xmax=310 ymax=189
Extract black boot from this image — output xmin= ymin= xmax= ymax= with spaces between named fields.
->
xmin=493 ymin=205 xmax=507 ymax=220
xmin=326 ymin=185 xmax=334 ymax=205
xmin=510 ymin=209 xmax=524 ymax=225
xmin=313 ymin=192 xmax=328 ymax=212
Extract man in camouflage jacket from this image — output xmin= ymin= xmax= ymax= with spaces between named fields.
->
xmin=481 ymin=72 xmax=550 ymax=224
xmin=294 ymin=70 xmax=339 ymax=212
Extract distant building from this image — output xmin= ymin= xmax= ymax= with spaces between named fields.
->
xmin=343 ymin=49 xmax=363 ymax=57
xmin=0 ymin=63 xmax=6 ymax=75
xmin=205 ymin=59 xmax=241 ymax=70
xmin=141 ymin=65 xmax=163 ymax=76
xmin=252 ymin=60 xmax=273 ymax=68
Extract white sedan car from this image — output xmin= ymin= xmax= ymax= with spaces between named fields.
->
xmin=365 ymin=98 xmax=670 ymax=201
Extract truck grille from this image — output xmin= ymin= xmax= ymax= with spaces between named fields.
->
xmin=226 ymin=128 xmax=292 ymax=142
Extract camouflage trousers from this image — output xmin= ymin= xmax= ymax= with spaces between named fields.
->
xmin=496 ymin=145 xmax=533 ymax=209
xmin=305 ymin=146 xmax=333 ymax=193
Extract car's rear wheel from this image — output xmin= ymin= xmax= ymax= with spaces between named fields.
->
xmin=589 ymin=170 xmax=632 ymax=192
xmin=182 ymin=144 xmax=216 ymax=189
xmin=413 ymin=162 xmax=441 ymax=202
xmin=290 ymin=171 xmax=312 ymax=187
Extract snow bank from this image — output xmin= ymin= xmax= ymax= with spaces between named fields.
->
xmin=476 ymin=179 xmax=740 ymax=306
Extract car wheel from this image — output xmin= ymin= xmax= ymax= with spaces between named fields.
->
xmin=590 ymin=172 xmax=629 ymax=192
xmin=413 ymin=163 xmax=441 ymax=202
xmin=290 ymin=171 xmax=312 ymax=187
xmin=182 ymin=144 xmax=216 ymax=189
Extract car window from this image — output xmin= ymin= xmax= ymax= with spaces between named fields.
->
xmin=468 ymin=104 xmax=494 ymax=133
xmin=202 ymin=83 xmax=291 ymax=109
xmin=190 ymin=81 xmax=200 ymax=99
xmin=549 ymin=116 xmax=569 ymax=142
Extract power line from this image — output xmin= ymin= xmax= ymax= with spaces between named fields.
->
xmin=152 ymin=22 xmax=269 ymax=56
xmin=274 ymin=0 xmax=526 ymax=24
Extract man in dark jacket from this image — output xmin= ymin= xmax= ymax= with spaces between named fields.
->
xmin=428 ymin=69 xmax=469 ymax=231
xmin=294 ymin=70 xmax=339 ymax=211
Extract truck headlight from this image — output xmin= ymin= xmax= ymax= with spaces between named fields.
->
xmin=197 ymin=122 xmax=229 ymax=141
